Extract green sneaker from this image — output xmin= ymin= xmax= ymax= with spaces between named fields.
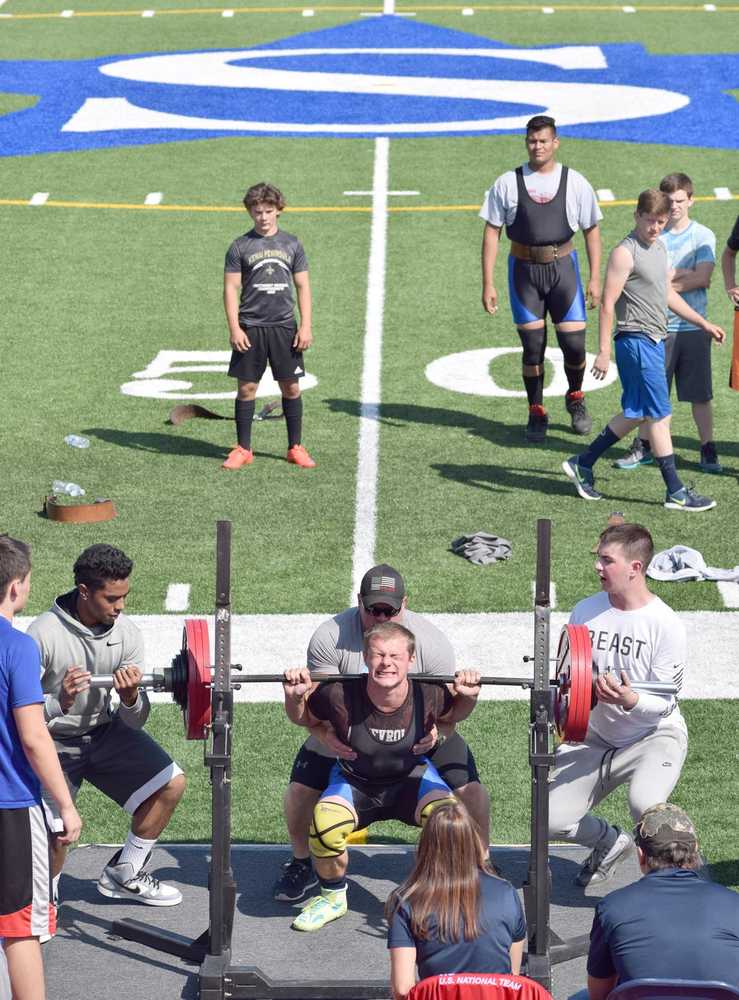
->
xmin=292 ymin=889 xmax=347 ymax=932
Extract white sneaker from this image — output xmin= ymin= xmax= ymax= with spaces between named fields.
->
xmin=575 ymin=828 xmax=633 ymax=887
xmin=97 ymin=850 xmax=182 ymax=906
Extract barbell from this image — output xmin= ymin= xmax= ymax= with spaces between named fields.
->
xmin=87 ymin=619 xmax=677 ymax=744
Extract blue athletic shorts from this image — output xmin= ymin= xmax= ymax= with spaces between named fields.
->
xmin=321 ymin=759 xmax=452 ymax=828
xmin=615 ymin=333 xmax=672 ymax=420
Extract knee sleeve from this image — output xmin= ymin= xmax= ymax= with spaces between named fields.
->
xmin=518 ymin=326 xmax=547 ymax=368
xmin=555 ymin=327 xmax=586 ymax=368
xmin=309 ymin=800 xmax=356 ymax=858
xmin=419 ymin=795 xmax=456 ymax=827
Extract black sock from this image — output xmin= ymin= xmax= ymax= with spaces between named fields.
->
xmin=578 ymin=426 xmax=620 ymax=469
xmin=283 ymin=395 xmax=302 ymax=448
xmin=564 ymin=364 xmax=585 ymax=395
xmin=523 ymin=374 xmax=544 ymax=407
xmin=319 ymin=876 xmax=347 ymax=893
xmin=639 ymin=437 xmax=651 ymax=451
xmin=655 ymin=454 xmax=683 ymax=495
xmin=235 ymin=399 xmax=255 ymax=450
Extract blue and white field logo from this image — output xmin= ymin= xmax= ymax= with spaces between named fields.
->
xmin=0 ymin=17 xmax=736 ymax=155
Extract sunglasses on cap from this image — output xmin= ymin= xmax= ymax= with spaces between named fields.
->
xmin=363 ymin=603 xmax=401 ymax=618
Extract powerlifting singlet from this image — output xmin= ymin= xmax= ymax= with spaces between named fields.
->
xmin=506 ymin=166 xmax=574 ymax=247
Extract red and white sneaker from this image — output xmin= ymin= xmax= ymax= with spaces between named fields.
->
xmin=222 ymin=446 xmax=253 ymax=470
xmin=286 ymin=444 xmax=316 ymax=468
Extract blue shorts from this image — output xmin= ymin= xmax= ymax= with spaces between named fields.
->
xmin=615 ymin=333 xmax=672 ymax=420
xmin=321 ymin=759 xmax=452 ymax=828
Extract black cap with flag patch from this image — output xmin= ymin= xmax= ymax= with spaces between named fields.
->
xmin=359 ymin=564 xmax=405 ymax=610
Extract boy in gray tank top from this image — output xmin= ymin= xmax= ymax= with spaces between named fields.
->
xmin=561 ymin=189 xmax=725 ymax=512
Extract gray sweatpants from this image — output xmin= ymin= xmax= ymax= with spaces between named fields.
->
xmin=549 ymin=723 xmax=688 ymax=850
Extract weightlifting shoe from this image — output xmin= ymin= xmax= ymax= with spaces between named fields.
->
xmin=292 ymin=888 xmax=347 ymax=931
xmin=664 ymin=486 xmax=716 ymax=512
xmin=286 ymin=444 xmax=316 ymax=468
xmin=525 ymin=405 xmax=549 ymax=443
xmin=575 ymin=828 xmax=633 ymax=887
xmin=222 ymin=445 xmax=253 ymax=470
xmin=273 ymin=859 xmax=319 ymax=902
xmin=613 ymin=436 xmax=653 ymax=470
xmin=97 ymin=850 xmax=182 ymax=906
xmin=562 ymin=457 xmax=602 ymax=501
xmin=565 ymin=391 xmax=593 ymax=435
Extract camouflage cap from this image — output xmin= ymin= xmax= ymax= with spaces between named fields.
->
xmin=634 ymin=803 xmax=697 ymax=849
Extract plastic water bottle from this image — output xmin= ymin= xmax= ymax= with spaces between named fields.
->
xmin=52 ymin=481 xmax=86 ymax=498
xmin=64 ymin=434 xmax=90 ymax=449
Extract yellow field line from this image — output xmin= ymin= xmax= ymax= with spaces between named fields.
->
xmin=3 ymin=2 xmax=738 ymax=18
xmin=0 ymin=193 xmax=736 ymax=214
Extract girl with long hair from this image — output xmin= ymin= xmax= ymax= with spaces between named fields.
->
xmin=386 ymin=801 xmax=526 ymax=1000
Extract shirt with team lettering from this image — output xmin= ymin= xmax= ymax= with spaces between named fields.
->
xmin=224 ymin=228 xmax=308 ymax=327
xmin=569 ymin=591 xmax=686 ymax=747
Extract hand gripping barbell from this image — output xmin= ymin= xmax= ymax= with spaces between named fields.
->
xmin=87 ymin=620 xmax=677 ymax=744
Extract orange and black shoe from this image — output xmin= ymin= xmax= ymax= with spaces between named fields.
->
xmin=286 ymin=444 xmax=316 ymax=468
xmin=222 ymin=446 xmax=254 ymax=470
xmin=525 ymin=405 xmax=549 ymax=443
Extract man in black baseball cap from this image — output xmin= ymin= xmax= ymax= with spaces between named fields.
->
xmin=586 ymin=803 xmax=739 ymax=998
xmin=272 ymin=563 xmax=492 ymax=903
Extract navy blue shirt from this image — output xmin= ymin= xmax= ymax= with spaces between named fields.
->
xmin=0 ymin=616 xmax=43 ymax=807
xmin=588 ymin=868 xmax=739 ymax=986
xmin=388 ymin=872 xmax=527 ymax=979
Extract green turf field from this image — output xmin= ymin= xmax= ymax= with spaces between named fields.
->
xmin=2 ymin=0 xmax=737 ymax=885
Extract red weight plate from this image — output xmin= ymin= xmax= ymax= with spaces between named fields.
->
xmin=554 ymin=625 xmax=571 ymax=737
xmin=563 ymin=624 xmax=591 ymax=743
xmin=185 ymin=618 xmax=212 ymax=740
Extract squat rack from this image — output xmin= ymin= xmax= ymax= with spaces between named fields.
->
xmin=112 ymin=518 xmax=588 ymax=997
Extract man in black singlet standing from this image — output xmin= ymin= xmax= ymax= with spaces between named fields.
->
xmin=480 ymin=115 xmax=603 ymax=442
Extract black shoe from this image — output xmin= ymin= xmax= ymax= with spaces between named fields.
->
xmin=525 ymin=405 xmax=549 ymax=443
xmin=699 ymin=442 xmax=722 ymax=474
xmin=565 ymin=391 xmax=593 ymax=435
xmin=273 ymin=859 xmax=319 ymax=902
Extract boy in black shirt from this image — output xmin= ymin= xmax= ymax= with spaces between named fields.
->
xmin=223 ymin=182 xmax=315 ymax=469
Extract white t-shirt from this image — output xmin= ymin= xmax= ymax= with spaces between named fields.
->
xmin=479 ymin=163 xmax=602 ymax=235
xmin=569 ymin=591 xmax=686 ymax=747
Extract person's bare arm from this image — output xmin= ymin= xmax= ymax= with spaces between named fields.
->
xmin=389 ymin=947 xmax=417 ymax=1000
xmin=282 ymin=668 xmax=320 ymax=727
xmin=666 ymin=287 xmax=725 ymax=342
xmin=224 ymin=271 xmax=249 ymax=351
xmin=721 ymin=244 xmax=739 ymax=306
xmin=481 ymin=223 xmax=502 ymax=315
xmin=593 ymin=244 xmax=632 ymax=378
xmin=588 ymin=974 xmax=618 ymax=1000
xmin=510 ymin=939 xmax=525 ymax=975
xmin=670 ymin=261 xmax=713 ymax=292
xmin=293 ymin=270 xmax=313 ymax=350
xmin=14 ymin=703 xmax=82 ymax=845
xmin=583 ymin=224 xmax=602 ymax=308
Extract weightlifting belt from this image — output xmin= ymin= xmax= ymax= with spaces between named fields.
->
xmin=509 ymin=239 xmax=574 ymax=263
xmin=44 ymin=496 xmax=117 ymax=523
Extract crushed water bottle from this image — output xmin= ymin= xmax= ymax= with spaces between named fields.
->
xmin=52 ymin=481 xmax=86 ymax=498
xmin=64 ymin=434 xmax=90 ymax=448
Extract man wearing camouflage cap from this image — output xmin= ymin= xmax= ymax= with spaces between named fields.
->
xmin=586 ymin=803 xmax=739 ymax=998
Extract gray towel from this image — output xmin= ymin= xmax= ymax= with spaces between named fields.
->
xmin=451 ymin=532 xmax=512 ymax=566
xmin=647 ymin=545 xmax=739 ymax=583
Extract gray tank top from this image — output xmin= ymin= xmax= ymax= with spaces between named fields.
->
xmin=615 ymin=232 xmax=669 ymax=343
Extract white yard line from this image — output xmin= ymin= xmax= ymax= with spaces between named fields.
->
xmin=16 ymin=612 xmax=737 ymax=702
xmin=164 ymin=583 xmax=191 ymax=612
xmin=717 ymin=581 xmax=739 ymax=609
xmin=383 ymin=0 xmax=395 ymax=12
xmin=350 ymin=137 xmax=390 ymax=601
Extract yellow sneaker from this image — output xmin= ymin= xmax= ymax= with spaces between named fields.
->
xmin=291 ymin=888 xmax=347 ymax=931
